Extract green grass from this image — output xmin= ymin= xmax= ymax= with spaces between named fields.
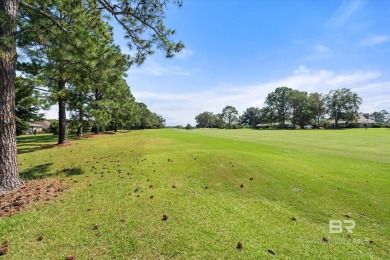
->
xmin=1 ymin=128 xmax=389 ymax=259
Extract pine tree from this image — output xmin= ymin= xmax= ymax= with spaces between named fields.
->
xmin=0 ymin=0 xmax=184 ymax=193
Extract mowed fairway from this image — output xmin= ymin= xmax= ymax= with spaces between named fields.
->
xmin=1 ymin=129 xmax=389 ymax=259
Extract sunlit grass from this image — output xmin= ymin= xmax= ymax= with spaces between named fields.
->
xmin=0 ymin=129 xmax=389 ymax=258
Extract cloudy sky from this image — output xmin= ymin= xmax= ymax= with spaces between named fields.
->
xmin=46 ymin=0 xmax=390 ymax=125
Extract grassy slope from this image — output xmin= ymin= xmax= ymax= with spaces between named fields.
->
xmin=1 ymin=129 xmax=389 ymax=259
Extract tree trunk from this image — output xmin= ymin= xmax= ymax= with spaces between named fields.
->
xmin=0 ymin=0 xmax=22 ymax=193
xmin=114 ymin=122 xmax=117 ymax=132
xmin=77 ymin=107 xmax=83 ymax=137
xmin=58 ymin=80 xmax=66 ymax=144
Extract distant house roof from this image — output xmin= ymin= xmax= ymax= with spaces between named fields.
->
xmin=328 ymin=119 xmax=347 ymax=124
xmin=356 ymin=114 xmax=376 ymax=124
xmin=29 ymin=123 xmax=43 ymax=128
xmin=33 ymin=121 xmax=51 ymax=129
xmin=328 ymin=113 xmax=376 ymax=124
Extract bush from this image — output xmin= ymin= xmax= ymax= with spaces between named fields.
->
xmin=185 ymin=124 xmax=193 ymax=130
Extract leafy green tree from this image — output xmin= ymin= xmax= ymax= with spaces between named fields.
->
xmin=370 ymin=110 xmax=389 ymax=124
xmin=308 ymin=92 xmax=326 ymax=128
xmin=152 ymin=113 xmax=166 ymax=128
xmin=241 ymin=107 xmax=262 ymax=128
xmin=138 ymin=103 xmax=163 ymax=129
xmin=123 ymin=102 xmax=141 ymax=130
xmin=289 ymin=90 xmax=314 ymax=128
xmin=325 ymin=88 xmax=362 ymax=128
xmin=264 ymin=86 xmax=294 ymax=128
xmin=214 ymin=113 xmax=226 ymax=128
xmin=222 ymin=105 xmax=239 ymax=129
xmin=195 ymin=111 xmax=216 ymax=128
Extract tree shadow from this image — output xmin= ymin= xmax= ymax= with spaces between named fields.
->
xmin=17 ymin=134 xmax=58 ymax=154
xmin=58 ymin=167 xmax=84 ymax=176
xmin=20 ymin=163 xmax=84 ymax=180
xmin=20 ymin=163 xmax=54 ymax=180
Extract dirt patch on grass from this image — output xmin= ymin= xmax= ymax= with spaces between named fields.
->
xmin=0 ymin=179 xmax=66 ymax=217
xmin=40 ymin=142 xmax=76 ymax=150
xmin=72 ymin=132 xmax=117 ymax=140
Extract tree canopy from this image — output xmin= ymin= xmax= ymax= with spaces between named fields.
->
xmin=325 ymin=88 xmax=362 ymax=127
xmin=222 ymin=105 xmax=239 ymax=129
xmin=194 ymin=87 xmax=368 ymax=130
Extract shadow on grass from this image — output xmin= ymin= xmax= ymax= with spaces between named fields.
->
xmin=17 ymin=134 xmax=59 ymax=154
xmin=20 ymin=163 xmax=84 ymax=180
xmin=20 ymin=163 xmax=54 ymax=180
xmin=59 ymin=167 xmax=84 ymax=176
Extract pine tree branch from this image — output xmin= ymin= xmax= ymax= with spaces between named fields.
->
xmin=96 ymin=0 xmax=165 ymax=40
xmin=19 ymin=1 xmax=68 ymax=32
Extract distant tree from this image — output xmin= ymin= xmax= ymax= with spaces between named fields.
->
xmin=258 ymin=107 xmax=276 ymax=125
xmin=308 ymin=92 xmax=326 ymax=127
xmin=185 ymin=124 xmax=193 ymax=130
xmin=264 ymin=86 xmax=293 ymax=128
xmin=241 ymin=107 xmax=262 ymax=128
xmin=136 ymin=103 xmax=165 ymax=129
xmin=124 ymin=102 xmax=141 ymax=130
xmin=195 ymin=112 xmax=215 ymax=128
xmin=214 ymin=113 xmax=226 ymax=128
xmin=151 ymin=113 xmax=166 ymax=128
xmin=222 ymin=106 xmax=239 ymax=129
xmin=370 ymin=110 xmax=389 ymax=124
xmin=15 ymin=77 xmax=45 ymax=135
xmin=290 ymin=90 xmax=314 ymax=128
xmin=325 ymin=88 xmax=362 ymax=128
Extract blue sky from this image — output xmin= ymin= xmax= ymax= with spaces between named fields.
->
xmin=46 ymin=0 xmax=390 ymax=125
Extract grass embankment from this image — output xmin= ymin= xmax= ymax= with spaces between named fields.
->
xmin=0 ymin=129 xmax=389 ymax=258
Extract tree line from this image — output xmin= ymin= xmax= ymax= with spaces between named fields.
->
xmin=16 ymin=75 xmax=166 ymax=136
xmin=16 ymin=2 xmax=170 ymax=140
xmin=0 ymin=0 xmax=183 ymax=193
xmin=195 ymin=86 xmax=389 ymax=129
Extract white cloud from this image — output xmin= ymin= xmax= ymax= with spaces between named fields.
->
xmin=326 ymin=0 xmax=366 ymax=28
xmin=294 ymin=65 xmax=311 ymax=75
xmin=305 ymin=44 xmax=331 ymax=61
xmin=314 ymin=44 xmax=329 ymax=53
xmin=133 ymin=66 xmax=389 ymax=126
xmin=361 ymin=35 xmax=390 ymax=46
